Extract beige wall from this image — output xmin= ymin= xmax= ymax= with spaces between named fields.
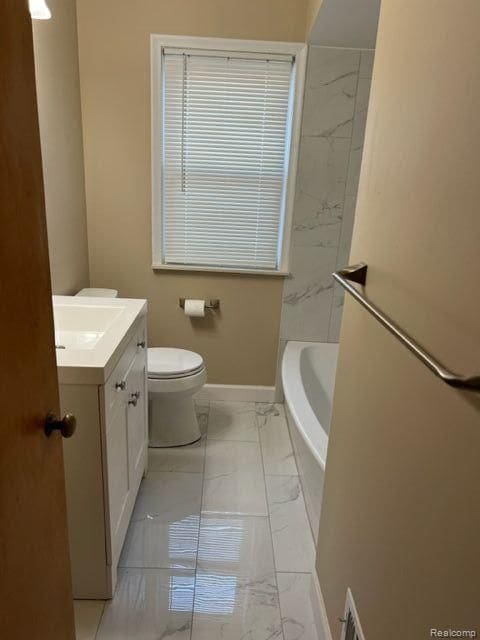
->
xmin=306 ymin=0 xmax=324 ymax=39
xmin=76 ymin=0 xmax=308 ymax=385
xmin=317 ymin=1 xmax=480 ymax=638
xmin=32 ymin=0 xmax=89 ymax=295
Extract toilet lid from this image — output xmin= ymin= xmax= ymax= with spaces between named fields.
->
xmin=148 ymin=348 xmax=204 ymax=379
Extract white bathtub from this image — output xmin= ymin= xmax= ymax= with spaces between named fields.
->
xmin=282 ymin=341 xmax=339 ymax=542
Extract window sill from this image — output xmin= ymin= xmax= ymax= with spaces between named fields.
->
xmin=151 ymin=263 xmax=290 ymax=277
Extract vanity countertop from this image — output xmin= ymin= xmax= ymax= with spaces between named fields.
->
xmin=53 ymin=295 xmax=147 ymax=385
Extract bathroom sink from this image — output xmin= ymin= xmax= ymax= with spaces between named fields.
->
xmin=53 ymin=303 xmax=123 ymax=333
xmin=53 ymin=304 xmax=123 ymax=350
xmin=52 ymin=296 xmax=147 ymax=384
xmin=55 ymin=329 xmax=103 ymax=350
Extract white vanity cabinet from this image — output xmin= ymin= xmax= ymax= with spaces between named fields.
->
xmin=60 ymin=312 xmax=148 ymax=599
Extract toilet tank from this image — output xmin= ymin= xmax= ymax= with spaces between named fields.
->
xmin=76 ymin=288 xmax=119 ymax=298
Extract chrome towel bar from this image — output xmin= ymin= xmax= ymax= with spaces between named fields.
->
xmin=333 ymin=263 xmax=480 ymax=391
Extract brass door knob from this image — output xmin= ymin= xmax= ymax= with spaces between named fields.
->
xmin=45 ymin=413 xmax=77 ymax=438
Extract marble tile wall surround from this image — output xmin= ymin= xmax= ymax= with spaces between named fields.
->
xmin=280 ymin=46 xmax=374 ymax=345
xmin=329 ymin=50 xmax=375 ymax=341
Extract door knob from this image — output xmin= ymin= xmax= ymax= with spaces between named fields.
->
xmin=45 ymin=413 xmax=77 ymax=438
xmin=137 ymin=340 xmax=146 ymax=349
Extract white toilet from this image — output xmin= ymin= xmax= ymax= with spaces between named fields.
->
xmin=148 ymin=348 xmax=207 ymax=447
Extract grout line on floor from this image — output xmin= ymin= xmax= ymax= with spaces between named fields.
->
xmin=206 ymin=437 xmax=260 ymax=443
xmin=276 ymin=570 xmax=315 ymax=576
xmin=260 ymin=408 xmax=320 ymax=638
xmin=146 ymin=469 xmax=205 ymax=475
xmin=256 ymin=408 xmax=286 ymax=640
xmin=199 ymin=511 xmax=272 ymax=519
xmin=116 ymin=564 xmax=197 ymax=571
xmin=264 ymin=473 xmax=303 ymax=479
xmin=189 ymin=401 xmax=209 ymax=639
xmin=92 ymin=603 xmax=105 ymax=640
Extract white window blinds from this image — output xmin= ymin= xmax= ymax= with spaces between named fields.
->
xmin=160 ymin=48 xmax=295 ymax=271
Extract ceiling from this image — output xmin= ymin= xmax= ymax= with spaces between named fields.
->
xmin=309 ymin=0 xmax=381 ymax=49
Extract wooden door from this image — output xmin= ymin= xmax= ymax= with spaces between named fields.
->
xmin=0 ymin=2 xmax=75 ymax=638
xmin=317 ymin=2 xmax=480 ymax=639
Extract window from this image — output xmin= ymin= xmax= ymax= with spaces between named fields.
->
xmin=151 ymin=36 xmax=306 ymax=275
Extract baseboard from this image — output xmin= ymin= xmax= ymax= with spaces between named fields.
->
xmin=195 ymin=384 xmax=275 ymax=403
xmin=273 ymin=382 xmax=285 ymax=403
xmin=310 ymin=569 xmax=333 ymax=640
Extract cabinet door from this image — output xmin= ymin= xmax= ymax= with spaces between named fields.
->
xmin=105 ymin=401 xmax=129 ymax=550
xmin=126 ymin=348 xmax=147 ymax=487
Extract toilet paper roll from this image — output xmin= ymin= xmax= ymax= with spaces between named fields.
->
xmin=184 ymin=299 xmax=206 ymax=318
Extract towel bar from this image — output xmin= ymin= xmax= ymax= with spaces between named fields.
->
xmin=333 ymin=263 xmax=480 ymax=390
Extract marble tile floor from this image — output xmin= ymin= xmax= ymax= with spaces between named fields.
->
xmin=74 ymin=401 xmax=321 ymax=640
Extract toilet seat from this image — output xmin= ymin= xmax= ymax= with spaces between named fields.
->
xmin=148 ymin=347 xmax=205 ymax=380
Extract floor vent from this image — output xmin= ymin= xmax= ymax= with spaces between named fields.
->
xmin=341 ymin=589 xmax=366 ymax=640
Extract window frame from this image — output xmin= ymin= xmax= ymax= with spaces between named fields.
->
xmin=151 ymin=34 xmax=307 ymax=276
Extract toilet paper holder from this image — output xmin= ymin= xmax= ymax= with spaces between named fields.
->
xmin=179 ymin=298 xmax=220 ymax=310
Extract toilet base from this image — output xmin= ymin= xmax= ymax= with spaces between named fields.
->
xmin=149 ymin=394 xmax=202 ymax=447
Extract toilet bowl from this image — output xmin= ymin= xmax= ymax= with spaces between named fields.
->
xmin=148 ymin=347 xmax=206 ymax=447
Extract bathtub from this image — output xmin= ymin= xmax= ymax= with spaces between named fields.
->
xmin=282 ymin=341 xmax=339 ymax=542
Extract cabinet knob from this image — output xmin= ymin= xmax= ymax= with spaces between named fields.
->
xmin=128 ymin=391 xmax=141 ymax=406
xmin=45 ymin=413 xmax=77 ymax=438
xmin=137 ymin=340 xmax=146 ymax=349
xmin=115 ymin=380 xmax=126 ymax=391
